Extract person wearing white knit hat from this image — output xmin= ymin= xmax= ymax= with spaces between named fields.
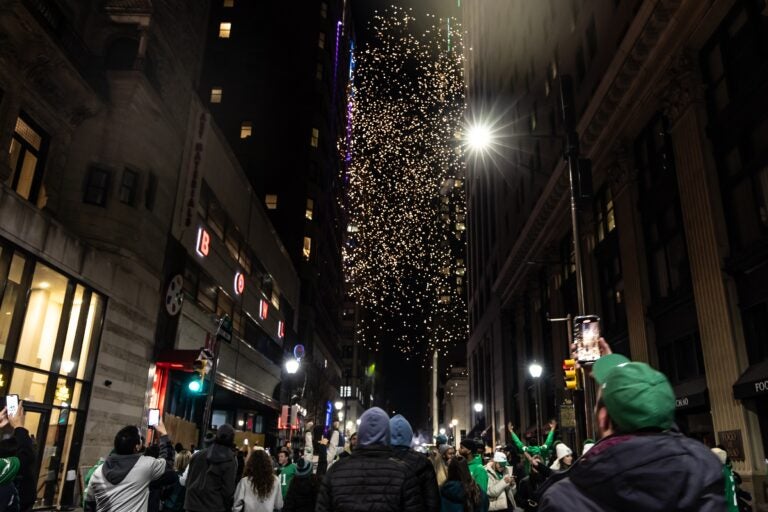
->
xmin=549 ymin=443 xmax=573 ymax=472
xmin=485 ymin=451 xmax=517 ymax=511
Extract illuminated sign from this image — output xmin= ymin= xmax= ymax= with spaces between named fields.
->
xmin=278 ymin=320 xmax=285 ymax=339
xmin=196 ymin=228 xmax=211 ymax=257
xmin=259 ymin=299 xmax=269 ymax=320
xmin=293 ymin=344 xmax=305 ymax=360
xmin=234 ymin=272 xmax=245 ymax=295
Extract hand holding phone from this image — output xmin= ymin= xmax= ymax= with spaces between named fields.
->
xmin=148 ymin=408 xmax=160 ymax=428
xmin=573 ymin=315 xmax=601 ymax=364
xmin=5 ymin=395 xmax=18 ymax=418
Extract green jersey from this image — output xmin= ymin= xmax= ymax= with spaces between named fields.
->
xmin=467 ymin=455 xmax=488 ymax=491
xmin=278 ymin=462 xmax=297 ymax=498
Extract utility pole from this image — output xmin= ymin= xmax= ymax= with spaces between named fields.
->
xmin=200 ymin=315 xmax=230 ymax=445
xmin=432 ymin=349 xmax=439 ymax=437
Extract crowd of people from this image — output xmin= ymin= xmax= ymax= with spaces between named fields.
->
xmin=74 ymin=338 xmax=756 ymax=512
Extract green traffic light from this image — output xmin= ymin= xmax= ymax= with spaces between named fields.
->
xmin=188 ymin=379 xmax=202 ymax=392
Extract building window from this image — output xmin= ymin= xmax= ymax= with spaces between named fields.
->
xmin=210 ymin=87 xmax=223 ymax=103
xmin=657 ymin=332 xmax=706 ymax=385
xmin=305 ymin=198 xmax=314 ymax=220
xmin=594 ymin=186 xmax=616 ymax=243
xmin=303 ymin=237 xmax=312 ymax=260
xmin=223 ymin=0 xmax=234 ymax=6
xmin=118 ymin=169 xmax=139 ymax=205
xmin=83 ymin=167 xmax=110 ymax=207
xmin=265 ymin=194 xmax=278 ymax=210
xmin=321 ymin=2 xmax=328 ymax=18
xmin=318 ymin=32 xmax=326 ymax=49
xmin=219 ymin=22 xmax=232 ymax=38
xmin=310 ymin=128 xmax=319 ymax=147
xmin=240 ymin=121 xmax=252 ymax=139
xmin=8 ymin=114 xmax=47 ymax=206
xmin=742 ymin=301 xmax=768 ymax=365
xmin=340 ymin=385 xmax=351 ymax=398
xmin=316 ymin=62 xmax=324 ymax=80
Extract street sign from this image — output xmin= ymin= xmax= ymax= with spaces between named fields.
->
xmin=217 ymin=315 xmax=232 ymax=343
xmin=560 ymin=399 xmax=576 ymax=429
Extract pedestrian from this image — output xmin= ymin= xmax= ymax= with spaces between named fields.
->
xmin=276 ymin=446 xmax=297 ymax=499
xmin=160 ymin=448 xmax=190 ymax=512
xmin=440 ymin=456 xmax=490 ymax=512
xmin=580 ymin=439 xmax=594 ymax=457
xmin=434 ymin=444 xmax=455 ymax=486
xmin=338 ymin=432 xmax=357 ymax=459
xmin=548 ymin=443 xmax=572 ymax=472
xmin=711 ymin=447 xmax=745 ymax=512
xmin=233 ymin=450 xmax=283 ymax=512
xmin=0 ymin=405 xmax=34 ymax=512
xmin=236 ymin=448 xmax=246 ymax=480
xmin=302 ymin=421 xmax=314 ymax=467
xmin=459 ymin=439 xmax=488 ymax=491
xmin=84 ymin=420 xmax=176 ymax=512
xmin=283 ymin=458 xmax=319 ymax=512
xmin=507 ymin=421 xmax=556 ymax=475
xmin=485 ymin=452 xmax=517 ymax=511
xmin=0 ymin=453 xmax=20 ymax=512
xmin=144 ymin=443 xmax=177 ymax=512
xmin=316 ymin=406 xmax=422 ymax=512
xmin=174 ymin=443 xmax=184 ymax=454
xmin=184 ymin=424 xmax=238 ymax=512
xmin=314 ymin=425 xmax=328 ymax=476
xmin=390 ymin=414 xmax=440 ymax=512
xmin=514 ymin=455 xmax=549 ymax=512
xmin=326 ymin=419 xmax=344 ymax=469
xmin=538 ymin=345 xmax=725 ymax=510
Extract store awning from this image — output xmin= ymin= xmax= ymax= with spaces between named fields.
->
xmin=155 ymin=349 xmax=201 ymax=371
xmin=673 ymin=378 xmax=708 ymax=411
xmin=733 ymin=360 xmax=768 ymax=400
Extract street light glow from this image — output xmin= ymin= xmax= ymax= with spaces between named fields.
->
xmin=451 ymin=419 xmax=458 ymax=427
xmin=529 ymin=363 xmax=543 ymax=379
xmin=334 ymin=401 xmax=344 ymax=410
xmin=467 ymin=124 xmax=492 ymax=151
xmin=439 ymin=428 xmax=446 ymax=435
xmin=285 ymin=359 xmax=300 ymax=374
xmin=473 ymin=402 xmax=483 ymax=413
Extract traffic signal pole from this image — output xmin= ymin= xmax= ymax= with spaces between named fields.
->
xmin=200 ymin=315 xmax=228 ymax=445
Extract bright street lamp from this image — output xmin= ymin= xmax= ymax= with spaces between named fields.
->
xmin=467 ymin=123 xmax=492 ymax=151
xmin=334 ymin=401 xmax=344 ymax=411
xmin=529 ymin=363 xmax=543 ymax=379
xmin=439 ymin=428 xmax=446 ymax=436
xmin=529 ymin=362 xmax=543 ymax=445
xmin=285 ymin=358 xmax=300 ymax=374
xmin=450 ymin=419 xmax=458 ymax=427
xmin=473 ymin=402 xmax=483 ymax=413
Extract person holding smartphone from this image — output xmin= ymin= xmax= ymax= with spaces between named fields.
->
xmin=0 ymin=400 xmax=36 ymax=512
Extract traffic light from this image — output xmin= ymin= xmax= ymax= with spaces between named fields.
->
xmin=563 ymin=359 xmax=578 ymax=390
xmin=189 ymin=358 xmax=206 ymax=393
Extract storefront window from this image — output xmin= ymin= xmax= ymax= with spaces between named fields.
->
xmin=0 ymin=253 xmax=26 ymax=358
xmin=9 ymin=368 xmax=49 ymax=403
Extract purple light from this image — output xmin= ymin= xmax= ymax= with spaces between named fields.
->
xmin=333 ymin=20 xmax=342 ymax=98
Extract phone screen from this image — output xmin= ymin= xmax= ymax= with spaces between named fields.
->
xmin=6 ymin=395 xmax=19 ymax=417
xmin=574 ymin=315 xmax=601 ymax=363
xmin=148 ymin=408 xmax=160 ymax=427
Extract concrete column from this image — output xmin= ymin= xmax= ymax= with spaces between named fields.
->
xmin=610 ymin=146 xmax=650 ymax=363
xmin=662 ymin=53 xmax=766 ymax=481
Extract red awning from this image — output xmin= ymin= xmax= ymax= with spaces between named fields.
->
xmin=155 ymin=349 xmax=201 ymax=371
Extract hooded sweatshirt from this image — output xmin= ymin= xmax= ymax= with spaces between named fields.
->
xmin=390 ymin=415 xmax=440 ymax=512
xmin=538 ymin=431 xmax=725 ymax=511
xmin=183 ymin=441 xmax=237 ymax=512
xmin=84 ymin=435 xmax=175 ymax=512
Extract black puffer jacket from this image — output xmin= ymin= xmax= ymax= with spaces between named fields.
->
xmin=538 ymin=431 xmax=725 ymax=511
xmin=283 ymin=473 xmax=319 ymax=512
xmin=316 ymin=445 xmax=422 ymax=512
xmin=392 ymin=446 xmax=440 ymax=512
xmin=183 ymin=443 xmax=237 ymax=512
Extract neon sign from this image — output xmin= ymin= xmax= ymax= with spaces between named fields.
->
xmin=196 ymin=227 xmax=210 ymax=257
xmin=259 ymin=299 xmax=269 ymax=320
xmin=234 ymin=272 xmax=245 ymax=295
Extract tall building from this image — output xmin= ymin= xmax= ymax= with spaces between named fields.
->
xmin=463 ymin=0 xmax=767 ymax=503
xmin=199 ymin=0 xmax=353 ymax=424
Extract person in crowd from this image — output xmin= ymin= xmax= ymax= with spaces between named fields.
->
xmin=325 ymin=419 xmax=345 ymax=469
xmin=459 ymin=439 xmax=488 ymax=491
xmin=390 ymin=414 xmax=440 ymax=512
xmin=434 ymin=444 xmax=456 ymax=487
xmin=184 ymin=425 xmax=238 ymax=512
xmin=548 ymin=443 xmax=572 ymax=472
xmin=233 ymin=450 xmax=283 ymax=512
xmin=514 ymin=455 xmax=549 ymax=512
xmin=711 ymin=448 xmax=739 ymax=512
xmin=338 ymin=432 xmax=357 ymax=460
xmin=174 ymin=443 xmax=184 ymax=454
xmin=507 ymin=421 xmax=556 ymax=475
xmin=440 ymin=456 xmax=489 ymax=512
xmin=313 ymin=425 xmax=328 ymax=476
xmin=580 ymin=439 xmax=595 ymax=457
xmin=283 ymin=458 xmax=319 ymax=512
xmin=276 ymin=446 xmax=297 ymax=499
xmin=485 ymin=451 xmax=516 ymax=511
xmin=236 ymin=448 xmax=247 ymax=480
xmin=161 ymin=449 xmax=191 ymax=512
xmin=538 ymin=340 xmax=725 ymax=511
xmin=0 ymin=405 xmax=35 ymax=512
xmin=316 ymin=407 xmax=422 ymax=512
xmin=143 ymin=444 xmax=177 ymax=512
xmin=0 ymin=449 xmax=20 ymax=512
xmin=84 ymin=420 xmax=176 ymax=512
xmin=303 ymin=421 xmax=314 ymax=468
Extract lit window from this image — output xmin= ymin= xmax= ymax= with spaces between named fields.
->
xmin=305 ymin=198 xmax=314 ymax=220
xmin=265 ymin=194 xmax=278 ymax=209
xmin=223 ymin=0 xmax=233 ymax=6
xmin=303 ymin=237 xmax=312 ymax=260
xmin=219 ymin=22 xmax=232 ymax=38
xmin=321 ymin=2 xmax=328 ymax=18
xmin=9 ymin=115 xmax=47 ymax=206
xmin=210 ymin=87 xmax=223 ymax=103
xmin=240 ymin=121 xmax=252 ymax=139
xmin=310 ymin=128 xmax=319 ymax=147
xmin=316 ymin=62 xmax=323 ymax=80
xmin=318 ymin=32 xmax=326 ymax=49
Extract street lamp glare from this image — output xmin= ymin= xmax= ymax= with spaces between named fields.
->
xmin=439 ymin=428 xmax=446 ymax=435
xmin=467 ymin=124 xmax=492 ymax=151
xmin=334 ymin=401 xmax=344 ymax=410
xmin=285 ymin=358 xmax=300 ymax=374
xmin=451 ymin=419 xmax=458 ymax=427
xmin=529 ymin=363 xmax=543 ymax=379
xmin=473 ymin=402 xmax=483 ymax=413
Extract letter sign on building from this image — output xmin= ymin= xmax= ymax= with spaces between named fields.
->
xmin=278 ymin=320 xmax=285 ymax=339
xmin=259 ymin=299 xmax=269 ymax=320
xmin=196 ymin=228 xmax=211 ymax=257
xmin=234 ymin=272 xmax=245 ymax=295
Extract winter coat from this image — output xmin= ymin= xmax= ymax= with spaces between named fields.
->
xmin=467 ymin=456 xmax=488 ymax=492
xmin=721 ymin=463 xmax=739 ymax=512
xmin=440 ymin=480 xmax=490 ymax=512
xmin=84 ymin=435 xmax=176 ymax=512
xmin=538 ymin=431 xmax=725 ymax=511
xmin=232 ymin=475 xmax=282 ymax=512
xmin=485 ymin=462 xmax=516 ymax=511
xmin=316 ymin=444 xmax=422 ymax=512
xmin=11 ymin=428 xmax=34 ymax=512
xmin=183 ymin=443 xmax=237 ymax=512
xmin=0 ymin=457 xmax=20 ymax=512
xmin=515 ymin=473 xmax=547 ymax=512
xmin=392 ymin=446 xmax=440 ymax=512
xmin=283 ymin=473 xmax=320 ymax=512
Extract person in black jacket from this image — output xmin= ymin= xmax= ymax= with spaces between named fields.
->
xmin=283 ymin=458 xmax=319 ymax=512
xmin=316 ymin=407 xmax=422 ymax=512
xmin=389 ymin=414 xmax=440 ymax=512
xmin=538 ymin=344 xmax=725 ymax=511
xmin=0 ymin=404 xmax=36 ymax=512
xmin=184 ymin=424 xmax=237 ymax=512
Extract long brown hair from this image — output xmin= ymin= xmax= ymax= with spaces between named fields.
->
xmin=243 ymin=450 xmax=275 ymax=499
xmin=447 ymin=456 xmax=482 ymax=510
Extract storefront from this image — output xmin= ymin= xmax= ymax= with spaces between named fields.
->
xmin=0 ymin=239 xmax=105 ymax=508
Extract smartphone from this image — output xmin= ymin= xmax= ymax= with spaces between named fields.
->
xmin=148 ymin=408 xmax=160 ymax=428
xmin=574 ymin=315 xmax=601 ymax=364
xmin=5 ymin=395 xmax=19 ymax=417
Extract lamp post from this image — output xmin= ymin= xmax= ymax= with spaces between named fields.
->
xmin=529 ymin=363 xmax=543 ymax=445
xmin=451 ymin=418 xmax=459 ymax=448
